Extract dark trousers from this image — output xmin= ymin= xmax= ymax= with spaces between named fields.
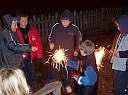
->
xmin=47 ymin=66 xmax=67 ymax=82
xmin=113 ymin=70 xmax=128 ymax=95
xmin=77 ymin=85 xmax=94 ymax=95
xmin=65 ymin=66 xmax=78 ymax=93
xmin=91 ymin=81 xmax=98 ymax=95
xmin=22 ymin=58 xmax=37 ymax=86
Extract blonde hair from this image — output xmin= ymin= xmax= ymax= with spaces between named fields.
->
xmin=0 ymin=67 xmax=30 ymax=95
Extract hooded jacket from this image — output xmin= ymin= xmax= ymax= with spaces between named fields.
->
xmin=111 ymin=15 xmax=128 ymax=71
xmin=0 ymin=15 xmax=31 ymax=68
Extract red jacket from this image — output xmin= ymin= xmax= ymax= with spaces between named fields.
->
xmin=16 ymin=26 xmax=43 ymax=61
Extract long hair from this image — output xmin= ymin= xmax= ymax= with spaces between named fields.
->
xmin=0 ymin=67 xmax=30 ymax=95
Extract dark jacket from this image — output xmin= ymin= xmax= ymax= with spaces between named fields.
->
xmin=48 ymin=23 xmax=81 ymax=58
xmin=76 ymin=55 xmax=98 ymax=86
xmin=0 ymin=15 xmax=31 ymax=68
xmin=48 ymin=9 xmax=82 ymax=58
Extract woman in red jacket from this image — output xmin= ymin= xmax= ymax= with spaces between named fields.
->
xmin=16 ymin=14 xmax=43 ymax=91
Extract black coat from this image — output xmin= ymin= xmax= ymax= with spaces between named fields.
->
xmin=48 ymin=23 xmax=81 ymax=58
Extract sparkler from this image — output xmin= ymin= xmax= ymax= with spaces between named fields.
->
xmin=94 ymin=46 xmax=105 ymax=70
xmin=46 ymin=47 xmax=68 ymax=71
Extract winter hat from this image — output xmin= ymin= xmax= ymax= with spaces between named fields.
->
xmin=2 ymin=15 xmax=18 ymax=30
xmin=80 ymin=40 xmax=95 ymax=55
xmin=61 ymin=9 xmax=73 ymax=21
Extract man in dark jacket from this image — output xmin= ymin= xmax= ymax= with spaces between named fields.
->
xmin=48 ymin=9 xmax=82 ymax=93
xmin=48 ymin=9 xmax=82 ymax=58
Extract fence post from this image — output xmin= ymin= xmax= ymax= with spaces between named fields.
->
xmin=73 ymin=11 xmax=77 ymax=25
xmin=29 ymin=7 xmax=123 ymax=43
xmin=41 ymin=15 xmax=45 ymax=41
xmin=32 ymin=15 xmax=37 ymax=27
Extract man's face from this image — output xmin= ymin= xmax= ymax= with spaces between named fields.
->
xmin=20 ymin=17 xmax=28 ymax=28
xmin=61 ymin=19 xmax=71 ymax=27
xmin=11 ymin=20 xmax=17 ymax=32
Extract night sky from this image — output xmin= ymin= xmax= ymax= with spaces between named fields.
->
xmin=0 ymin=0 xmax=127 ymax=15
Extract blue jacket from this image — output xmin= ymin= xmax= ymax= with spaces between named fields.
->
xmin=77 ymin=65 xmax=97 ymax=86
xmin=77 ymin=55 xmax=98 ymax=86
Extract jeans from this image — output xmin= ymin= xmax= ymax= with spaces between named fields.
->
xmin=113 ymin=70 xmax=128 ymax=95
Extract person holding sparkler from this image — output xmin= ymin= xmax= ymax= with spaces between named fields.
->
xmin=48 ymin=9 xmax=82 ymax=94
xmin=72 ymin=40 xmax=98 ymax=95
xmin=16 ymin=14 xmax=43 ymax=92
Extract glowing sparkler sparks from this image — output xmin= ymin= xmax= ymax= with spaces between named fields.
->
xmin=52 ymin=48 xmax=67 ymax=64
xmin=46 ymin=47 xmax=68 ymax=70
xmin=94 ymin=46 xmax=105 ymax=70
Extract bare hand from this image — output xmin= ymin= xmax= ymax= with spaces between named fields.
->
xmin=109 ymin=49 xmax=119 ymax=57
xmin=72 ymin=71 xmax=79 ymax=81
xmin=113 ymin=51 xmax=119 ymax=57
xmin=109 ymin=49 xmax=114 ymax=54
xmin=49 ymin=42 xmax=54 ymax=50
xmin=31 ymin=46 xmax=38 ymax=52
xmin=73 ymin=75 xmax=78 ymax=81
xmin=32 ymin=36 xmax=36 ymax=41
xmin=65 ymin=86 xmax=72 ymax=93
xmin=73 ymin=50 xmax=78 ymax=56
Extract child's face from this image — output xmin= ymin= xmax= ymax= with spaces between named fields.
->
xmin=20 ymin=17 xmax=28 ymax=28
xmin=61 ymin=19 xmax=71 ymax=27
xmin=80 ymin=48 xmax=86 ymax=56
xmin=11 ymin=20 xmax=17 ymax=32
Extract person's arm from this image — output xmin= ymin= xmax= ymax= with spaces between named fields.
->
xmin=48 ymin=24 xmax=58 ymax=50
xmin=74 ymin=28 xmax=81 ymax=52
xmin=32 ymin=27 xmax=43 ymax=58
xmin=48 ymin=30 xmax=55 ymax=50
xmin=112 ymin=50 xmax=128 ymax=58
xmin=119 ymin=50 xmax=128 ymax=58
xmin=76 ymin=66 xmax=97 ymax=86
xmin=8 ymin=42 xmax=31 ymax=52
xmin=4 ymin=31 xmax=31 ymax=52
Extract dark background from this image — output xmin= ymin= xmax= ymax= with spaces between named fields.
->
xmin=0 ymin=0 xmax=128 ymax=15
